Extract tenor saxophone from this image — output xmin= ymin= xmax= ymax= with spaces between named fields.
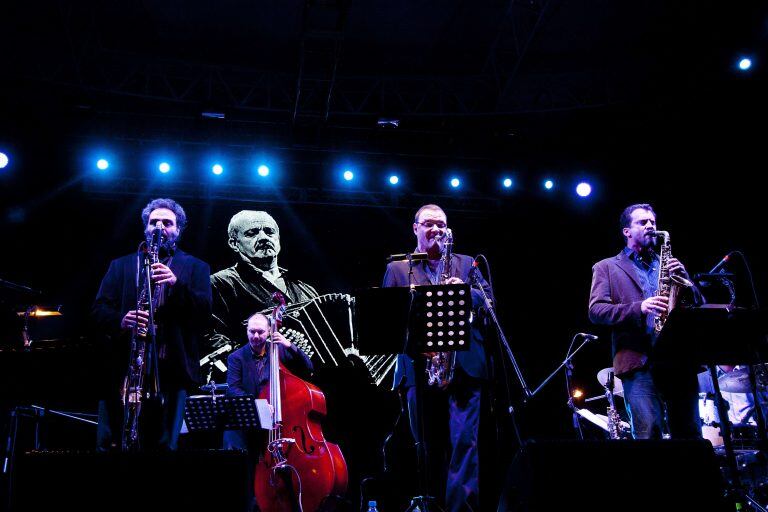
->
xmin=425 ymin=228 xmax=457 ymax=388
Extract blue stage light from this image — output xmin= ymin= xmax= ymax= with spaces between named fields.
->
xmin=343 ymin=170 xmax=354 ymax=181
xmin=257 ymin=164 xmax=270 ymax=177
xmin=389 ymin=175 xmax=399 ymax=185
xmin=450 ymin=177 xmax=461 ymax=188
xmin=576 ymin=182 xmax=592 ymax=197
xmin=97 ymin=159 xmax=109 ymax=171
xmin=543 ymin=179 xmax=554 ymax=190
xmin=159 ymin=162 xmax=171 ymax=174
xmin=502 ymin=177 xmax=513 ymax=188
xmin=739 ymin=57 xmax=752 ymax=71
xmin=212 ymin=164 xmax=224 ymax=175
xmin=0 ymin=152 xmax=8 ymax=169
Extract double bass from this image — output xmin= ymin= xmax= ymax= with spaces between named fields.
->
xmin=255 ymin=292 xmax=348 ymax=512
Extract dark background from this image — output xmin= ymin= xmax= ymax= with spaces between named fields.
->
xmin=1 ymin=0 xmax=767 ymax=508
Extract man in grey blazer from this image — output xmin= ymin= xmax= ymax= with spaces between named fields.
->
xmin=589 ymin=203 xmax=700 ymax=439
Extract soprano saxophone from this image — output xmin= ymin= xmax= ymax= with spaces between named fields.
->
xmin=425 ymin=228 xmax=457 ymax=388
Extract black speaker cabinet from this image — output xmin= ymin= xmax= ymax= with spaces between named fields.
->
xmin=11 ymin=450 xmax=250 ymax=512
xmin=497 ymin=440 xmax=729 ymax=512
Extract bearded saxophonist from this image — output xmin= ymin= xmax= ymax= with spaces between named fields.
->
xmin=92 ymin=198 xmax=211 ymax=451
xmin=589 ymin=203 xmax=701 ymax=440
xmin=382 ymin=204 xmax=493 ymax=512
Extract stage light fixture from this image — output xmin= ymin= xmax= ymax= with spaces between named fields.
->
xmin=343 ymin=170 xmax=354 ymax=181
xmin=212 ymin=164 xmax=224 ymax=175
xmin=543 ymin=179 xmax=554 ymax=190
xmin=159 ymin=162 xmax=171 ymax=174
xmin=389 ymin=175 xmax=399 ymax=185
xmin=450 ymin=177 xmax=461 ymax=188
xmin=738 ymin=57 xmax=752 ymax=71
xmin=502 ymin=177 xmax=513 ymax=189
xmin=97 ymin=159 xmax=109 ymax=171
xmin=0 ymin=152 xmax=8 ymax=169
xmin=257 ymin=164 xmax=270 ymax=177
xmin=576 ymin=182 xmax=592 ymax=197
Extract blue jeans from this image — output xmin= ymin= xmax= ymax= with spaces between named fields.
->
xmin=621 ymin=368 xmax=666 ymax=439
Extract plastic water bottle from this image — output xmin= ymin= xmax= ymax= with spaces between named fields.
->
xmin=367 ymin=500 xmax=379 ymax=512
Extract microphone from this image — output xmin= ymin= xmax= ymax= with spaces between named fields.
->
xmin=387 ymin=252 xmax=429 ymax=263
xmin=708 ymin=252 xmax=733 ymax=274
xmin=150 ymin=221 xmax=164 ymax=248
xmin=578 ymin=333 xmax=599 ymax=341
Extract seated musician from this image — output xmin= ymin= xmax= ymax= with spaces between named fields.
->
xmin=224 ymin=312 xmax=312 ymax=512
xmin=698 ymin=365 xmax=768 ymax=428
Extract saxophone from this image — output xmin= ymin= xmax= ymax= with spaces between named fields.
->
xmin=121 ymin=221 xmax=164 ymax=450
xmin=604 ymin=371 xmax=624 ymax=439
xmin=653 ymin=230 xmax=693 ymax=334
xmin=425 ymin=228 xmax=457 ymax=388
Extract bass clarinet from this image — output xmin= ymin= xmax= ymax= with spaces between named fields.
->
xmin=121 ymin=221 xmax=164 ymax=450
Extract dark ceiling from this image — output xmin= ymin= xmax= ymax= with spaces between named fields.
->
xmin=2 ymin=0 xmax=766 ymax=185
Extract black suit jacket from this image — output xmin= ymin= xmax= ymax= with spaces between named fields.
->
xmin=383 ymin=253 xmax=493 ymax=388
xmin=92 ymin=249 xmax=212 ymax=389
xmin=226 ymin=342 xmax=313 ymax=398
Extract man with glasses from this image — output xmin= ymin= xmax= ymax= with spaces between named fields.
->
xmin=382 ymin=204 xmax=493 ymax=512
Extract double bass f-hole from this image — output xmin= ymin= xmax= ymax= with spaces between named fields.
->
xmin=291 ymin=425 xmax=315 ymax=454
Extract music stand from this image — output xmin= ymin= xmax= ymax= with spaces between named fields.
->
xmin=184 ymin=395 xmax=269 ymax=433
xmin=356 ymin=284 xmax=470 ymax=512
xmin=654 ymin=306 xmax=768 ymax=511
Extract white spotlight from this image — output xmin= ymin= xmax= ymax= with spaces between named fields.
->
xmin=97 ymin=159 xmax=109 ymax=170
xmin=212 ymin=164 xmax=224 ymax=175
xmin=739 ymin=57 xmax=752 ymax=71
xmin=450 ymin=177 xmax=461 ymax=188
xmin=257 ymin=165 xmax=270 ymax=177
xmin=159 ymin=162 xmax=171 ymax=173
xmin=343 ymin=170 xmax=354 ymax=181
xmin=0 ymin=152 xmax=8 ymax=169
xmin=576 ymin=182 xmax=592 ymax=197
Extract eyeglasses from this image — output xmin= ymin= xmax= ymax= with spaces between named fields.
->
xmin=417 ymin=220 xmax=447 ymax=229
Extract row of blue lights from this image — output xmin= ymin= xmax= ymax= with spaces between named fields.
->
xmin=93 ymin=156 xmax=594 ymax=196
xmin=3 ymin=149 xmax=593 ymax=197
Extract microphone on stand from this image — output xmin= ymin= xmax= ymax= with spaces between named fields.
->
xmin=708 ymin=252 xmax=733 ymax=274
xmin=387 ymin=252 xmax=429 ymax=263
xmin=150 ymin=221 xmax=164 ymax=248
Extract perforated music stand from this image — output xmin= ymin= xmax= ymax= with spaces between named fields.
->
xmin=355 ymin=283 xmax=472 ymax=357
xmin=184 ymin=395 xmax=265 ymax=433
xmin=654 ymin=305 xmax=768 ymax=511
xmin=355 ymin=283 xmax=471 ymax=512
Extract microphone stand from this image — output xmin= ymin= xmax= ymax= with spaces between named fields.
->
xmin=470 ymin=267 xmax=533 ymax=404
xmin=528 ymin=334 xmax=597 ymax=398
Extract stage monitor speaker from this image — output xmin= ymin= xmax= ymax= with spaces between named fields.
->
xmin=497 ymin=439 xmax=729 ymax=512
xmin=11 ymin=450 xmax=250 ymax=512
